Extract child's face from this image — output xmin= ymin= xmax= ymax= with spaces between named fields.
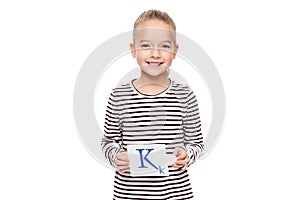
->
xmin=130 ymin=19 xmax=179 ymax=77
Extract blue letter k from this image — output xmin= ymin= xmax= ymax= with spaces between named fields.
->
xmin=136 ymin=148 xmax=158 ymax=170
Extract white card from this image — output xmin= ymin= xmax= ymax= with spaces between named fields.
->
xmin=127 ymin=144 xmax=177 ymax=176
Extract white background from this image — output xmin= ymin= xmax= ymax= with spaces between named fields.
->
xmin=1 ymin=0 xmax=299 ymax=199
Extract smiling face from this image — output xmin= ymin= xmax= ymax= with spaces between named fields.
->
xmin=130 ymin=19 xmax=179 ymax=77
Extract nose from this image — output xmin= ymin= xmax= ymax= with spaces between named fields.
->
xmin=150 ymin=48 xmax=161 ymax=58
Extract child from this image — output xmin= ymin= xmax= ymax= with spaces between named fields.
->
xmin=101 ymin=9 xmax=204 ymax=200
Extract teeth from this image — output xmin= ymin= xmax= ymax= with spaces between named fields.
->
xmin=147 ymin=62 xmax=162 ymax=67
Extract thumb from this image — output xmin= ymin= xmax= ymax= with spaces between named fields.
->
xmin=173 ymin=147 xmax=182 ymax=157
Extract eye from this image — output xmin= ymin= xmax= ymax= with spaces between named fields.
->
xmin=140 ymin=43 xmax=151 ymax=48
xmin=161 ymin=44 xmax=171 ymax=49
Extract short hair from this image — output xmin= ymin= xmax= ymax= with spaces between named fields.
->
xmin=134 ymin=9 xmax=176 ymax=31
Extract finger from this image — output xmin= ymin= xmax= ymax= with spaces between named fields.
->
xmin=116 ymin=155 xmax=129 ymax=161
xmin=173 ymin=147 xmax=183 ymax=156
xmin=117 ymin=165 xmax=130 ymax=173
xmin=116 ymin=152 xmax=130 ymax=161
xmin=119 ymin=168 xmax=130 ymax=173
xmin=116 ymin=156 xmax=129 ymax=162
xmin=177 ymin=152 xmax=187 ymax=160
xmin=174 ymin=150 xmax=187 ymax=160
xmin=172 ymin=163 xmax=184 ymax=168
xmin=173 ymin=156 xmax=189 ymax=168
xmin=173 ymin=148 xmax=180 ymax=156
xmin=117 ymin=164 xmax=130 ymax=171
xmin=115 ymin=159 xmax=130 ymax=166
xmin=175 ymin=158 xmax=188 ymax=165
xmin=173 ymin=160 xmax=188 ymax=168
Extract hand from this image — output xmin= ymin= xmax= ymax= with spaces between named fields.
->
xmin=115 ymin=151 xmax=130 ymax=173
xmin=172 ymin=147 xmax=189 ymax=168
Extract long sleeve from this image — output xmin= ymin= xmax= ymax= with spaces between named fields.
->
xmin=183 ymin=90 xmax=204 ymax=167
xmin=101 ymin=91 xmax=123 ymax=168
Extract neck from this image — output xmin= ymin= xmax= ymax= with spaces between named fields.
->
xmin=136 ymin=71 xmax=170 ymax=87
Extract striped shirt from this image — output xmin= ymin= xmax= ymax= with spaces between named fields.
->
xmin=101 ymin=79 xmax=204 ymax=200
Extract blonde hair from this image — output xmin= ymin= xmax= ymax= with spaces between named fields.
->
xmin=133 ymin=10 xmax=176 ymax=44
xmin=134 ymin=9 xmax=176 ymax=31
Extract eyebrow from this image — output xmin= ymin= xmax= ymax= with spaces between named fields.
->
xmin=138 ymin=40 xmax=173 ymax=44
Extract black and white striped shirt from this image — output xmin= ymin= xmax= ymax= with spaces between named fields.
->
xmin=101 ymin=79 xmax=204 ymax=200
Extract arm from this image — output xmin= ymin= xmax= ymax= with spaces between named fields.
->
xmin=182 ymin=90 xmax=204 ymax=167
xmin=101 ymin=91 xmax=126 ymax=169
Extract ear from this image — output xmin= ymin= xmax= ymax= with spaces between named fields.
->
xmin=130 ymin=43 xmax=136 ymax=58
xmin=173 ymin=44 xmax=179 ymax=59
